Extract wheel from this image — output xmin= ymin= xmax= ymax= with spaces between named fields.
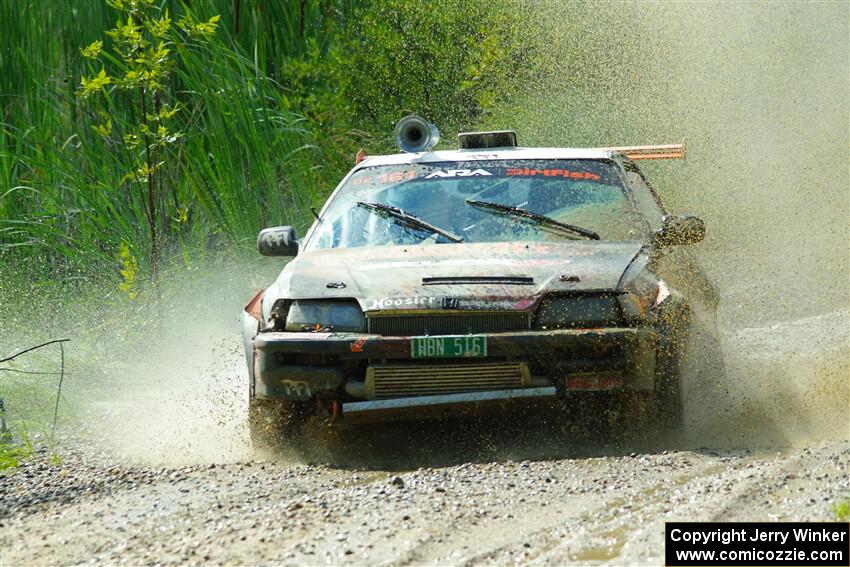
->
xmin=677 ymin=313 xmax=728 ymax=433
xmin=563 ymin=392 xmax=627 ymax=443
xmin=654 ymin=361 xmax=683 ymax=431
xmin=652 ymin=322 xmax=687 ymax=433
xmin=248 ymin=398 xmax=314 ymax=453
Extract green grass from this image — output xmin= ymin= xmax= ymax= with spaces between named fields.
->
xmin=0 ymin=0 xmax=364 ymax=286
xmin=834 ymin=499 xmax=850 ymax=522
xmin=0 ymin=439 xmax=30 ymax=470
xmin=0 ymin=404 xmax=40 ymax=470
xmin=0 ymin=425 xmax=62 ymax=471
xmin=0 ymin=360 xmax=65 ymax=471
xmin=1 ymin=0 xmax=534 ymax=293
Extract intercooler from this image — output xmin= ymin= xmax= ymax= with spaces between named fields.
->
xmin=364 ymin=361 xmax=531 ymax=399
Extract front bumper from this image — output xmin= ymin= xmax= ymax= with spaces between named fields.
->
xmin=252 ymin=328 xmax=660 ymax=405
xmin=342 ymin=387 xmax=558 ymax=424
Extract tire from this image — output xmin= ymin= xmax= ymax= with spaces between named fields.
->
xmin=652 ymin=325 xmax=686 ymax=433
xmin=248 ymin=397 xmax=314 ymax=453
xmin=654 ymin=362 xmax=683 ymax=432
xmin=563 ymin=392 xmax=628 ymax=443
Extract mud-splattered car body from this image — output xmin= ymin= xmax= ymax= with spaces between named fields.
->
xmin=242 ymin=140 xmax=718 ymax=442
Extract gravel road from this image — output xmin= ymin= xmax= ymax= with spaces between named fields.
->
xmin=2 ymin=429 xmax=848 ymax=566
xmin=2 ymin=312 xmax=848 ymax=566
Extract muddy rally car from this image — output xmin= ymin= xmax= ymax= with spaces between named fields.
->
xmin=242 ymin=116 xmax=719 ymax=448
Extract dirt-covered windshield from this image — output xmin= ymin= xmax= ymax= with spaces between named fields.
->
xmin=306 ymin=159 xmax=647 ymax=250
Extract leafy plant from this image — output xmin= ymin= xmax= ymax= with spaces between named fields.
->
xmin=77 ymin=0 xmax=220 ymax=283
xmin=281 ymin=0 xmax=536 ymax=151
xmin=117 ymin=240 xmax=139 ymax=299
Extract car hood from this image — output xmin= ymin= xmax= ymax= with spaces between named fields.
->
xmin=266 ymin=241 xmax=643 ymax=314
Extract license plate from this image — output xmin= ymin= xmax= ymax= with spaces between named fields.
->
xmin=411 ymin=336 xmax=487 ymax=359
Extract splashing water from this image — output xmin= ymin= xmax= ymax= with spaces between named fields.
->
xmin=505 ymin=1 xmax=849 ymax=445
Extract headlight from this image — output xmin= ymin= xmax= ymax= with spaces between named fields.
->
xmin=285 ymin=300 xmax=365 ymax=332
xmin=536 ymin=294 xmax=622 ymax=329
xmin=618 ymin=272 xmax=671 ymax=320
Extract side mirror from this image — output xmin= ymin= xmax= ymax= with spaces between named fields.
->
xmin=257 ymin=226 xmax=299 ymax=257
xmin=655 ymin=214 xmax=705 ymax=246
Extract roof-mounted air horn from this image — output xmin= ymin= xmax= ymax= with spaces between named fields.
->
xmin=394 ymin=115 xmax=440 ymax=153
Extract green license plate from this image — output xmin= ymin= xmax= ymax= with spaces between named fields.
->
xmin=411 ymin=336 xmax=487 ymax=359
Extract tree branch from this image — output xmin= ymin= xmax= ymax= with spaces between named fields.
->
xmin=0 ymin=339 xmax=70 ymax=365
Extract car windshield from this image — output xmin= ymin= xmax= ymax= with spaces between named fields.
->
xmin=305 ymin=159 xmax=647 ymax=250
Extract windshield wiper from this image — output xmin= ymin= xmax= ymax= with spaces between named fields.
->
xmin=465 ymin=199 xmax=600 ymax=240
xmin=356 ymin=201 xmax=463 ymax=243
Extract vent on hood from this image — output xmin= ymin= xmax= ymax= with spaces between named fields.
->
xmin=422 ymin=276 xmax=534 ymax=286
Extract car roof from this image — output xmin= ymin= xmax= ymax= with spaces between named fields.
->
xmin=357 ymin=147 xmax=619 ymax=168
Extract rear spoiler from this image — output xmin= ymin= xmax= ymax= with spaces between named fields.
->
xmin=596 ymin=140 xmax=686 ymax=160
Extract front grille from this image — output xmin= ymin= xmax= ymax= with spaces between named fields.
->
xmin=365 ymin=362 xmax=530 ymax=399
xmin=367 ymin=312 xmax=531 ymax=336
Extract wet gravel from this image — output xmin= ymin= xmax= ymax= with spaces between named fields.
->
xmin=2 ymin=435 xmax=847 ymax=566
xmin=0 ymin=442 xmax=162 ymax=519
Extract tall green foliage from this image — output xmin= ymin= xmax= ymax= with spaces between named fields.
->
xmin=342 ymin=0 xmax=533 ymax=135
xmin=78 ymin=0 xmax=222 ymax=281
xmin=282 ymin=0 xmax=536 ymax=151
xmin=1 ymin=0 xmax=535 ymax=294
xmin=1 ymin=0 xmax=325 ymax=290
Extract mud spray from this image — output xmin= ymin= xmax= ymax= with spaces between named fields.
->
xmin=507 ymin=1 xmax=849 ymax=447
xmin=3 ymin=2 xmax=846 ymax=466
xmin=0 ymin=255 xmax=282 ymax=465
xmin=46 ymin=258 xmax=283 ymax=466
